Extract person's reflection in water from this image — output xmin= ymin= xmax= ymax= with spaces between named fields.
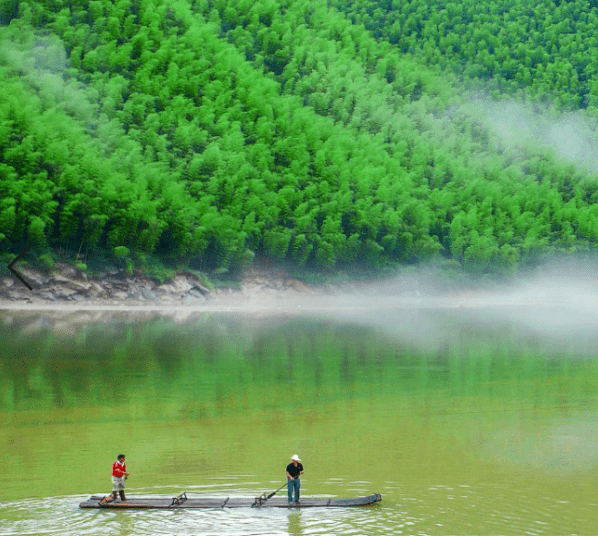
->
xmin=287 ymin=509 xmax=303 ymax=536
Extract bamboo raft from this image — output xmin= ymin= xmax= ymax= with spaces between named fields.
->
xmin=80 ymin=491 xmax=382 ymax=509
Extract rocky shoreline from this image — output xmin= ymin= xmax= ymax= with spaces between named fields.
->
xmin=0 ymin=262 xmax=318 ymax=309
xmin=2 ymin=264 xmax=208 ymax=304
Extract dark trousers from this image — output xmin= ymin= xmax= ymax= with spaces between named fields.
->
xmin=287 ymin=477 xmax=300 ymax=502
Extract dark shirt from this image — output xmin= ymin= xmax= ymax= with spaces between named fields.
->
xmin=286 ymin=462 xmax=304 ymax=479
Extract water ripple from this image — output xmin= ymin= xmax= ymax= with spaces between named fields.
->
xmin=0 ymin=481 xmax=594 ymax=535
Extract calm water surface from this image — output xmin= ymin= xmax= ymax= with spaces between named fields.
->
xmin=1 ymin=307 xmax=597 ymax=535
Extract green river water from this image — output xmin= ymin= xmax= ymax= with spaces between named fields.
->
xmin=1 ymin=305 xmax=597 ymax=535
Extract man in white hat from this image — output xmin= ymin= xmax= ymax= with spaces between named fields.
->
xmin=285 ymin=454 xmax=304 ymax=504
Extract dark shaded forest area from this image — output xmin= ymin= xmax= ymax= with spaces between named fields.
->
xmin=2 ymin=0 xmax=598 ymax=279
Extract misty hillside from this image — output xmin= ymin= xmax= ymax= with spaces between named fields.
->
xmin=2 ymin=0 xmax=598 ymax=278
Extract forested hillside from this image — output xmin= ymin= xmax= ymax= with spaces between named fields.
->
xmin=333 ymin=0 xmax=598 ymax=111
xmin=1 ymin=0 xmax=598 ymax=278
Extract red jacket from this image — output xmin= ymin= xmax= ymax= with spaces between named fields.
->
xmin=112 ymin=460 xmax=127 ymax=477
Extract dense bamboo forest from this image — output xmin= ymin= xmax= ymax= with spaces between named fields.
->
xmin=1 ymin=0 xmax=598 ymax=278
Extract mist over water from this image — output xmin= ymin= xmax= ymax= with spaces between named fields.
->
xmin=272 ymin=260 xmax=598 ymax=356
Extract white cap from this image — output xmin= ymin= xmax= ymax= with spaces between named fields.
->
xmin=291 ymin=454 xmax=301 ymax=461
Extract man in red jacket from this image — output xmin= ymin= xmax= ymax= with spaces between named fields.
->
xmin=111 ymin=454 xmax=130 ymax=501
